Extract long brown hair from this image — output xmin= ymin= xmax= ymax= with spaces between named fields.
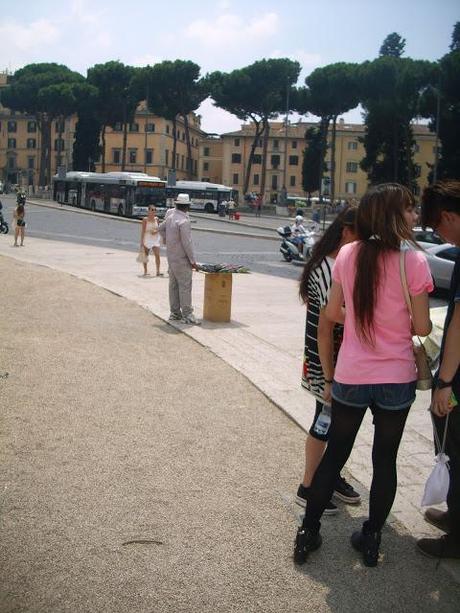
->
xmin=299 ymin=205 xmax=357 ymax=304
xmin=353 ymin=183 xmax=417 ymax=344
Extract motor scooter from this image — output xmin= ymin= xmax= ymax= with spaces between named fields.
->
xmin=0 ymin=211 xmax=9 ymax=234
xmin=278 ymin=225 xmax=318 ymax=263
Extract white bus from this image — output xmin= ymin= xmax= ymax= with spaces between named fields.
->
xmin=166 ymin=181 xmax=238 ymax=213
xmin=53 ymin=171 xmax=168 ymax=217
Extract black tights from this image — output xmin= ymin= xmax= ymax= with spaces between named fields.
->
xmin=303 ymin=398 xmax=410 ymax=533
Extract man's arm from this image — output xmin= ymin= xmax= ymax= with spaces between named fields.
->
xmin=432 ymin=302 xmax=460 ymax=416
xmin=158 ymin=220 xmax=166 ymax=240
xmin=179 ymin=220 xmax=196 ymax=267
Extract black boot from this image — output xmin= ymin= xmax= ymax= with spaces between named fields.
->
xmin=294 ymin=526 xmax=322 ymax=566
xmin=351 ymin=521 xmax=381 ymax=567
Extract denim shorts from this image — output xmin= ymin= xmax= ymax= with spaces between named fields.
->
xmin=332 ymin=381 xmax=417 ymax=411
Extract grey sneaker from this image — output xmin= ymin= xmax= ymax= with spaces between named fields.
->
xmin=183 ymin=314 xmax=201 ymax=325
xmin=168 ymin=313 xmax=182 ymax=321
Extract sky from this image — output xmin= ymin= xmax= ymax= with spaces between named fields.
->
xmin=0 ymin=0 xmax=458 ymax=133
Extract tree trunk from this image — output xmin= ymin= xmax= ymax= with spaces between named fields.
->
xmin=183 ymin=114 xmax=193 ymax=178
xmin=243 ymin=118 xmax=263 ymax=195
xmin=318 ymin=117 xmax=329 ymax=198
xmin=392 ymin=121 xmax=399 ymax=182
xmin=38 ymin=114 xmax=52 ymax=187
xmin=330 ymin=115 xmax=338 ymax=204
xmin=259 ymin=118 xmax=270 ymax=204
xmin=172 ymin=118 xmax=177 ymax=170
xmin=101 ymin=125 xmax=106 ymax=173
xmin=121 ymin=120 xmax=128 ymax=171
xmin=57 ymin=115 xmax=64 ymax=168
xmin=405 ymin=124 xmax=413 ymax=189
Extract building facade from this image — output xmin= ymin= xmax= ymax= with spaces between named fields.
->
xmin=206 ymin=119 xmax=437 ymax=202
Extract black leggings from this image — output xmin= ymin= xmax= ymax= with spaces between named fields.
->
xmin=303 ymin=397 xmax=410 ymax=533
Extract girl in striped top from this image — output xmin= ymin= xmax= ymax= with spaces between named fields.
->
xmin=296 ymin=206 xmax=360 ymax=513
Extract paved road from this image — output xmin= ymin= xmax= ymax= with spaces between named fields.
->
xmin=0 ymin=195 xmax=300 ymax=281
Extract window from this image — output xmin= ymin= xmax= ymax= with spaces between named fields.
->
xmin=129 ymin=149 xmax=137 ymax=164
xmin=113 ymin=122 xmax=123 ymax=131
xmin=203 ymin=147 xmax=210 ymax=157
xmin=27 ymin=138 xmax=36 ymax=149
xmin=165 ymin=149 xmax=169 ymax=165
xmin=414 ymin=164 xmax=422 ymax=178
xmin=28 ymin=157 xmax=35 ymax=169
xmin=203 ymin=162 xmax=209 ymax=171
xmin=113 ymin=149 xmax=121 ymax=164
xmin=232 ymin=173 xmax=239 ymax=185
xmin=27 ymin=121 xmax=37 ymax=133
xmin=166 ymin=124 xmax=170 ymax=134
xmin=253 ymin=174 xmax=260 ymax=186
xmin=182 ymin=131 xmax=185 ymax=141
xmin=347 ymin=141 xmax=358 ymax=150
xmin=194 ymin=160 xmax=197 ymax=174
xmin=55 ymin=119 xmax=65 ymax=133
xmin=271 ymin=154 xmax=280 ymax=168
xmin=145 ymin=149 xmax=153 ymax=165
xmin=290 ymin=175 xmax=296 ymax=187
xmin=252 ymin=153 xmax=262 ymax=164
xmin=54 ymin=138 xmax=64 ymax=152
xmin=271 ymin=175 xmax=278 ymax=190
xmin=273 ymin=139 xmax=279 ymax=149
xmin=181 ymin=155 xmax=185 ymax=170
xmin=8 ymin=157 xmax=16 ymax=169
xmin=231 ymin=153 xmax=241 ymax=163
xmin=289 ymin=155 xmax=299 ymax=166
xmin=176 ymin=153 xmax=179 ymax=168
xmin=345 ymin=181 xmax=357 ymax=194
xmin=129 ymin=123 xmax=139 ymax=132
xmin=201 ymin=177 xmax=210 ymax=182
xmin=292 ymin=140 xmax=297 ymax=149
xmin=7 ymin=138 xmax=16 ymax=148
xmin=145 ymin=123 xmax=155 ymax=132
xmin=346 ymin=162 xmax=358 ymax=173
xmin=7 ymin=120 xmax=17 ymax=132
xmin=234 ymin=138 xmax=240 ymax=146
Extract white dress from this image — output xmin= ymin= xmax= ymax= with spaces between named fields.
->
xmin=143 ymin=219 xmax=160 ymax=249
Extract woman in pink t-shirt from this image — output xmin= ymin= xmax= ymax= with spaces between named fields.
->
xmin=294 ymin=183 xmax=432 ymax=568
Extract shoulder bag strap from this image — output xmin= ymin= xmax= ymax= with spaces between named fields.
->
xmin=399 ymin=250 xmax=413 ymax=317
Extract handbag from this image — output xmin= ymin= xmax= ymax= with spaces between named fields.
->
xmin=136 ymin=249 xmax=148 ymax=264
xmin=421 ymin=413 xmax=450 ymax=506
xmin=399 ymin=251 xmax=433 ymax=391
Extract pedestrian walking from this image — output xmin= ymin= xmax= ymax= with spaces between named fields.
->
xmin=158 ymin=193 xmax=200 ymax=325
xmin=255 ymin=194 xmax=262 ymax=217
xmin=297 ymin=206 xmax=361 ymax=515
xmin=13 ymin=203 xmax=26 ymax=247
xmin=417 ymin=180 xmax=460 ymax=561
xmin=294 ymin=183 xmax=433 ymax=568
xmin=138 ymin=205 xmax=163 ymax=277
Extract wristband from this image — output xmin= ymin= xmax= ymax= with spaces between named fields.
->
xmin=437 ymin=378 xmax=453 ymax=389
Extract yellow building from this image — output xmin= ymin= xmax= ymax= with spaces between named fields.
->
xmin=96 ymin=101 xmax=204 ymax=180
xmin=211 ymin=119 xmax=437 ymax=202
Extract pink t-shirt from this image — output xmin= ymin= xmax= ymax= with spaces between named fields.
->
xmin=332 ymin=242 xmax=433 ymax=384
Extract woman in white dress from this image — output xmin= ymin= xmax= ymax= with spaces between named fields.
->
xmin=140 ymin=205 xmax=163 ymax=276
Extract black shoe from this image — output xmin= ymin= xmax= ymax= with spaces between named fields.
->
xmin=423 ymin=508 xmax=450 ymax=533
xmin=294 ymin=527 xmax=322 ymax=566
xmin=351 ymin=522 xmax=381 ymax=567
xmin=416 ymin=535 xmax=460 ymax=560
xmin=295 ymin=484 xmax=339 ymax=515
xmin=334 ymin=475 xmax=361 ymax=504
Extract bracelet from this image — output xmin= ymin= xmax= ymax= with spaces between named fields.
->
xmin=324 ymin=379 xmax=333 ymax=384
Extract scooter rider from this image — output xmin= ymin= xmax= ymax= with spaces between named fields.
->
xmin=291 ymin=215 xmax=307 ymax=253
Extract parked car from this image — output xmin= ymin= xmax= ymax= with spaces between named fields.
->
xmin=424 ymin=243 xmax=459 ymax=291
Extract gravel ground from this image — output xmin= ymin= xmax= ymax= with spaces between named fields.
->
xmin=0 ymin=256 xmax=458 ymax=613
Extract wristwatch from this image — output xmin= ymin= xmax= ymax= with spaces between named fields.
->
xmin=436 ymin=378 xmax=453 ymax=389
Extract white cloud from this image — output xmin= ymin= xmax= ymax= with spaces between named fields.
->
xmin=186 ymin=12 xmax=279 ymax=47
xmin=0 ymin=18 xmax=60 ymax=52
xmin=197 ymin=98 xmax=241 ymax=134
xmin=71 ymin=0 xmax=106 ymax=25
xmin=131 ymin=53 xmax=163 ymax=67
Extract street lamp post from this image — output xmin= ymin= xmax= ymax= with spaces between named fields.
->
xmin=433 ymin=88 xmax=441 ymax=183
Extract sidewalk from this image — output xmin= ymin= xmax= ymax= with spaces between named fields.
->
xmin=1 ymin=239 xmax=459 ymax=611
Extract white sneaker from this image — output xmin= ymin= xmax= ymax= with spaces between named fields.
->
xmin=182 ymin=314 xmax=201 ymax=325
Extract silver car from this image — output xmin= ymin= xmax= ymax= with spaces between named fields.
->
xmin=423 ymin=244 xmax=459 ymax=291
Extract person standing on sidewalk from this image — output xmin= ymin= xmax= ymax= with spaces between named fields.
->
xmin=255 ymin=194 xmax=262 ymax=217
xmin=158 ymin=193 xmax=200 ymax=325
xmin=297 ymin=206 xmax=361 ymax=516
xmin=294 ymin=183 xmax=433 ymax=568
xmin=13 ymin=203 xmax=26 ymax=247
xmin=139 ymin=205 xmax=163 ymax=277
xmin=417 ymin=180 xmax=460 ymax=560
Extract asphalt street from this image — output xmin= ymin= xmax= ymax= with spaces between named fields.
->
xmin=0 ymin=194 xmax=300 ymax=280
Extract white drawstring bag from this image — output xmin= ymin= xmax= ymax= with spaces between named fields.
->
xmin=421 ymin=414 xmax=450 ymax=507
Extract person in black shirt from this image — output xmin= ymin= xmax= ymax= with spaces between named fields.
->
xmin=418 ymin=180 xmax=460 ymax=560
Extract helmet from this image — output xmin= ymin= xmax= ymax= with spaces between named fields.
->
xmin=295 ymin=215 xmax=304 ymax=222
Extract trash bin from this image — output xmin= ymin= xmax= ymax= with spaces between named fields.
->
xmin=218 ymin=202 xmax=227 ymax=217
xmin=234 ymin=211 xmax=240 ymax=221
xmin=203 ymin=273 xmax=233 ymax=322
